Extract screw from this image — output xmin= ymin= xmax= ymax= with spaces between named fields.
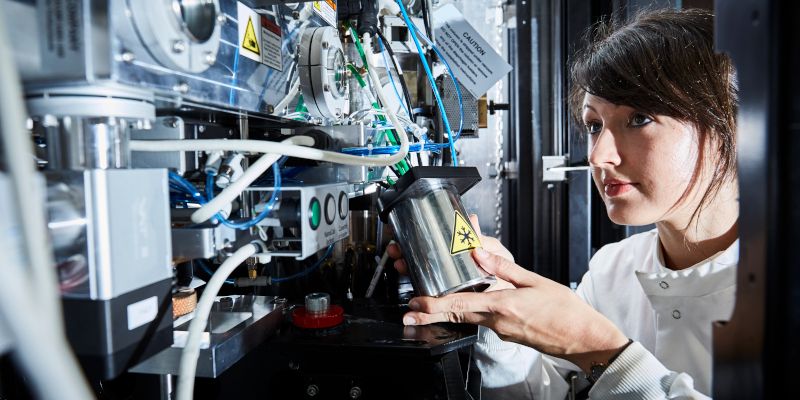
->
xmin=172 ymin=40 xmax=187 ymax=54
xmin=120 ymin=51 xmax=135 ymax=63
xmin=266 ymin=104 xmax=275 ymax=114
xmin=292 ymin=11 xmax=300 ymax=19
xmin=322 ymin=41 xmax=329 ymax=49
xmin=306 ymin=384 xmax=319 ymax=397
xmin=173 ymin=82 xmax=190 ymax=94
xmin=349 ymin=386 xmax=362 ymax=399
xmin=217 ymin=14 xmax=226 ymax=24
xmin=205 ymin=52 xmax=217 ymax=65
xmin=323 ymin=84 xmax=330 ymax=92
xmin=198 ymin=125 xmax=206 ymax=133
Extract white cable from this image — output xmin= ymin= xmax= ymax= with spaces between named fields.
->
xmin=272 ymin=79 xmax=301 ymax=116
xmin=0 ymin=5 xmax=93 ymax=399
xmin=130 ymin=132 xmax=409 ymax=167
xmin=177 ymin=242 xmax=262 ymax=400
xmin=191 ymin=136 xmax=312 ymax=224
xmin=362 ymin=33 xmax=412 ymax=153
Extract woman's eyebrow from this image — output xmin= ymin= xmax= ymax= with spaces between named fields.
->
xmin=583 ymin=104 xmax=597 ymax=113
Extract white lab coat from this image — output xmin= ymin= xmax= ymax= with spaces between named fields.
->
xmin=474 ymin=229 xmax=738 ymax=399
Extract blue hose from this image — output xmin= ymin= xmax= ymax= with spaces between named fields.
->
xmin=395 ymin=0 xmax=459 ymax=166
xmin=207 ymin=157 xmax=284 ymax=230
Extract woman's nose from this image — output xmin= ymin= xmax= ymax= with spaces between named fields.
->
xmin=588 ymin=130 xmax=622 ymax=167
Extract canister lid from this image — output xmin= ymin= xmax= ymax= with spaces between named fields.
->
xmin=377 ymin=166 xmax=481 ymax=222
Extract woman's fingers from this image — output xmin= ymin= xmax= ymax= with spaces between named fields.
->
xmin=469 ymin=214 xmax=483 ymax=235
xmin=387 ymin=242 xmax=402 ymax=259
xmin=403 ymin=310 xmax=490 ymax=326
xmin=472 ymin=248 xmax=540 ymax=288
xmin=408 ymin=292 xmax=498 ymax=315
xmin=393 ymin=258 xmax=408 ymax=275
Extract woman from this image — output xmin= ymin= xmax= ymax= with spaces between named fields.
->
xmin=390 ymin=8 xmax=738 ymax=399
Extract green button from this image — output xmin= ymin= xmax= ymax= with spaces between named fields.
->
xmin=309 ymin=197 xmax=321 ymax=230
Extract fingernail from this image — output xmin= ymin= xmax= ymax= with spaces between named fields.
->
xmin=408 ymin=299 xmax=420 ymax=311
xmin=474 ymin=248 xmax=489 ymax=258
xmin=403 ymin=316 xmax=416 ymax=325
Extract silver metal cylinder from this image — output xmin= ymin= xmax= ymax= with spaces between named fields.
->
xmin=384 ymin=179 xmax=494 ymax=297
xmin=40 ymin=116 xmax=132 ymax=170
xmin=305 ymin=292 xmax=331 ymax=315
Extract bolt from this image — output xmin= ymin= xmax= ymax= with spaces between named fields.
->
xmin=173 ymin=82 xmax=190 ymax=94
xmin=205 ymin=52 xmax=217 ymax=65
xmin=217 ymin=14 xmax=226 ymax=24
xmin=120 ymin=51 xmax=135 ymax=63
xmin=322 ymin=41 xmax=329 ymax=49
xmin=172 ymin=40 xmax=187 ymax=54
xmin=349 ymin=386 xmax=362 ymax=399
xmin=266 ymin=104 xmax=275 ymax=114
xmin=198 ymin=125 xmax=206 ymax=133
xmin=323 ymin=84 xmax=330 ymax=92
xmin=292 ymin=11 xmax=300 ymax=19
xmin=306 ymin=384 xmax=319 ymax=397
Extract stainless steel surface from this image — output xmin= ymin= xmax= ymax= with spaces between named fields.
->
xmin=38 ymin=117 xmax=133 ymax=170
xmin=6 ymin=0 xmax=332 ymax=114
xmin=46 ymin=169 xmax=173 ymax=300
xmin=245 ymin=183 xmax=349 ymax=259
xmin=386 ymin=179 xmax=494 ymax=297
xmin=129 ymin=295 xmax=284 ymax=378
xmin=304 ymin=292 xmax=330 ymax=315
xmin=298 ymin=26 xmax=347 ymax=119
xmin=171 ymin=224 xmax=236 ymax=262
xmin=131 ymin=116 xmax=201 ymax=174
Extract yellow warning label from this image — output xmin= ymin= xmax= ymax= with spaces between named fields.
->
xmin=450 ymin=211 xmax=482 ymax=255
xmin=241 ymin=17 xmax=260 ymax=55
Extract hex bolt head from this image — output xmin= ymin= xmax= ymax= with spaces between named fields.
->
xmin=306 ymin=384 xmax=319 ymax=397
xmin=292 ymin=11 xmax=300 ymax=19
xmin=205 ymin=52 xmax=217 ymax=65
xmin=349 ymin=387 xmax=362 ymax=399
xmin=120 ymin=51 xmax=135 ymax=63
xmin=172 ymin=40 xmax=186 ymax=54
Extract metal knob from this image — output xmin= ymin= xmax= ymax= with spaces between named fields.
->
xmin=305 ymin=293 xmax=330 ymax=316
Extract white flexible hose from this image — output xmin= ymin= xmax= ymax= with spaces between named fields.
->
xmin=362 ymin=33 xmax=410 ymax=152
xmin=0 ymin=5 xmax=93 ymax=399
xmin=191 ymin=136 xmax=313 ymax=224
xmin=177 ymin=242 xmax=262 ymax=400
xmin=272 ymin=79 xmax=301 ymax=116
xmin=130 ymin=131 xmax=408 ymax=167
xmin=132 ymin=34 xmax=411 ymax=170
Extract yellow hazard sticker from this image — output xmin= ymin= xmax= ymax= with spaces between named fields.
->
xmin=241 ymin=16 xmax=260 ymax=55
xmin=450 ymin=211 xmax=482 ymax=255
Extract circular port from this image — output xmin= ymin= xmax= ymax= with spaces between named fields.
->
xmin=324 ymin=193 xmax=336 ymax=225
xmin=338 ymin=191 xmax=348 ymax=220
xmin=309 ymin=197 xmax=321 ymax=230
xmin=175 ymin=0 xmax=218 ymax=43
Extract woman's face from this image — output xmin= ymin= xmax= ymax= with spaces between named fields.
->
xmin=583 ymin=94 xmax=703 ymax=226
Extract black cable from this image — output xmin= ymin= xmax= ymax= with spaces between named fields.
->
xmin=376 ymin=30 xmax=415 ymax=119
xmin=420 ymin=0 xmax=433 ymax=39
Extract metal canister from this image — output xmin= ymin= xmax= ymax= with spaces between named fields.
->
xmin=378 ymin=167 xmax=495 ymax=297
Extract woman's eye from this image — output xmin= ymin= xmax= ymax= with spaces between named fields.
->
xmin=630 ymin=113 xmax=653 ymax=127
xmin=585 ymin=121 xmax=602 ymax=135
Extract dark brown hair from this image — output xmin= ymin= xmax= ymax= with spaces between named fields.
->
xmin=569 ymin=8 xmax=738 ymax=226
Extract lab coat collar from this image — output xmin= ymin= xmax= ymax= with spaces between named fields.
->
xmin=635 ymin=236 xmax=739 ymax=298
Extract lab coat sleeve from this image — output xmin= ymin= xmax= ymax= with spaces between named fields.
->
xmin=473 ymin=270 xmax=597 ymax=399
xmin=589 ymin=341 xmax=711 ymax=400
xmin=474 ymin=326 xmax=572 ymax=400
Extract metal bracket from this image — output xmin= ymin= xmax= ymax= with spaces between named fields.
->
xmin=488 ymin=161 xmax=518 ymax=180
xmin=543 ymin=155 xmax=590 ymax=182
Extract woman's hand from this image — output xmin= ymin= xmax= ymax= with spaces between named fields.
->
xmin=403 ymin=248 xmax=629 ymax=373
xmin=387 ymin=214 xmax=514 ymax=291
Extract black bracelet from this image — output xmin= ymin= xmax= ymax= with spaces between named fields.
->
xmin=608 ymin=338 xmax=635 ymax=365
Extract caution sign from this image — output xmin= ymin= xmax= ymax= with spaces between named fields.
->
xmin=237 ymin=2 xmax=261 ymax=63
xmin=242 ymin=17 xmax=260 ymax=55
xmin=450 ymin=211 xmax=482 ymax=255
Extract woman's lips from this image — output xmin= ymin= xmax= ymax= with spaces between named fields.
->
xmin=604 ymin=182 xmax=635 ymax=197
